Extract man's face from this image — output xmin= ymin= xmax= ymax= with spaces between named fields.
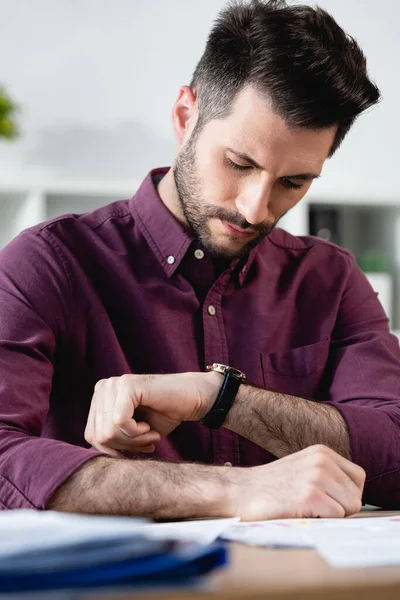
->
xmin=173 ymin=85 xmax=337 ymax=259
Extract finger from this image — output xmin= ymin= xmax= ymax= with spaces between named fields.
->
xmin=323 ymin=462 xmax=363 ymax=516
xmin=121 ymin=430 xmax=161 ymax=446
xmin=105 ymin=431 xmax=161 ymax=450
xmin=94 ymin=380 xmax=129 ymax=453
xmin=118 ymin=420 xmax=151 ymax=439
xmin=319 ymin=446 xmax=366 ymax=492
xmin=113 ymin=378 xmax=142 ymax=436
xmin=95 ymin=383 xmax=107 ymax=447
xmin=133 ymin=444 xmax=156 ymax=454
xmin=87 ymin=381 xmax=108 ymax=443
xmin=91 ymin=442 xmax=124 ymax=458
xmin=121 ymin=444 xmax=156 ymax=455
xmin=339 ymin=459 xmax=366 ymax=494
xmin=84 ymin=393 xmax=97 ymax=444
xmin=304 ymin=447 xmax=363 ymax=516
xmin=306 ymin=489 xmax=346 ymax=519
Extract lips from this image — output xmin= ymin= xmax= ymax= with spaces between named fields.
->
xmin=220 ymin=220 xmax=256 ymax=239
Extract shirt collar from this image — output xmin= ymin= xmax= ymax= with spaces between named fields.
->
xmin=129 ymin=167 xmax=258 ymax=284
xmin=129 ymin=167 xmax=193 ymax=278
xmin=232 ymin=247 xmax=258 ymax=286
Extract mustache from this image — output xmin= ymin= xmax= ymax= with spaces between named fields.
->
xmin=205 ymin=205 xmax=276 ymax=235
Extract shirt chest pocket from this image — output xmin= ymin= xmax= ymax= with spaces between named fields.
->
xmin=260 ymin=340 xmax=330 ymax=400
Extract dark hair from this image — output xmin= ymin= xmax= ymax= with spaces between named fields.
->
xmin=190 ymin=0 xmax=380 ymax=156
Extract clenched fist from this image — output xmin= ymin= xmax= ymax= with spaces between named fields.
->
xmin=230 ymin=444 xmax=366 ymax=519
xmin=85 ymin=372 xmax=220 ymax=456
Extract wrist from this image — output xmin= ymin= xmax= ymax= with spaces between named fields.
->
xmin=219 ymin=465 xmax=250 ymax=518
xmin=196 ymin=370 xmax=222 ymax=420
xmin=223 ymin=380 xmax=247 ymax=429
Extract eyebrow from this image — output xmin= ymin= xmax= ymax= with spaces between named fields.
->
xmin=226 ymin=148 xmax=321 ymax=181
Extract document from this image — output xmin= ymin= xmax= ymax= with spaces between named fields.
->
xmin=221 ymin=516 xmax=400 ymax=568
xmin=306 ymin=516 xmax=400 ymax=568
xmin=221 ymin=519 xmax=314 ymax=548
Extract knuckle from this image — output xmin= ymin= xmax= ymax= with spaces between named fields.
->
xmin=113 ymin=415 xmax=127 ymax=429
xmin=348 ymin=495 xmax=362 ymax=515
xmin=311 ymin=456 xmax=328 ymax=474
xmin=314 ymin=444 xmax=327 ymax=452
xmin=301 ymin=483 xmax=321 ymax=505
xmin=334 ymin=504 xmax=346 ymax=518
xmin=94 ymin=379 xmax=107 ymax=393
xmin=311 ymin=450 xmax=334 ymax=469
xmin=353 ymin=498 xmax=362 ymax=515
xmin=356 ymin=465 xmax=366 ymax=483
xmin=96 ymin=433 xmax=106 ymax=445
xmin=120 ymin=373 xmax=135 ymax=385
xmin=312 ymin=444 xmax=330 ymax=457
xmin=97 ymin=429 xmax=115 ymax=445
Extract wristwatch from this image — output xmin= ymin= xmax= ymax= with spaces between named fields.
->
xmin=200 ymin=363 xmax=247 ymax=429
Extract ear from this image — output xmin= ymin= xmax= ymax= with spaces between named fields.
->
xmin=171 ymin=86 xmax=198 ymax=145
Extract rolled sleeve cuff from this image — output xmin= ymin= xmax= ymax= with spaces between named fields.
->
xmin=0 ymin=438 xmax=105 ymax=510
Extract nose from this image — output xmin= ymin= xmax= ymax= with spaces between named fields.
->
xmin=235 ymin=176 xmax=273 ymax=226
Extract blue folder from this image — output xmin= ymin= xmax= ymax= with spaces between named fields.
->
xmin=0 ymin=542 xmax=227 ymax=593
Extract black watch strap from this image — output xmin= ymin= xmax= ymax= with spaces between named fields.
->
xmin=200 ymin=367 xmax=243 ymax=429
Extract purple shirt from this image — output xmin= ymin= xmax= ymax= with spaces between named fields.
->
xmin=1 ymin=167 xmax=400 ymax=511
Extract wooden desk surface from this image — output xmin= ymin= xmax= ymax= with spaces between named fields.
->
xmin=100 ymin=512 xmax=400 ymax=600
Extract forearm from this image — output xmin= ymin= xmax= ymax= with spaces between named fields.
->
xmin=47 ymin=456 xmax=233 ymax=519
xmin=225 ymin=384 xmax=351 ymax=459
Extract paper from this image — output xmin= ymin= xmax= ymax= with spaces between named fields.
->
xmin=221 ymin=519 xmax=314 ymax=548
xmin=306 ymin=516 xmax=400 ymax=568
xmin=221 ymin=516 xmax=400 ymax=568
xmin=139 ymin=517 xmax=240 ymax=545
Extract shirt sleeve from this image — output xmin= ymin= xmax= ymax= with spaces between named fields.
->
xmin=326 ymin=256 xmax=400 ymax=508
xmin=0 ymin=228 xmax=103 ymax=510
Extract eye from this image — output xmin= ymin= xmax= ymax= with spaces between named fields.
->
xmin=226 ymin=157 xmax=252 ymax=172
xmin=281 ymin=178 xmax=303 ymax=190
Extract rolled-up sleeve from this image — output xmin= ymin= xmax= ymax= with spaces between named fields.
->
xmin=327 ymin=258 xmax=400 ymax=508
xmin=0 ymin=229 xmax=102 ymax=510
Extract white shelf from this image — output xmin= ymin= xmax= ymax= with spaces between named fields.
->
xmin=0 ymin=178 xmax=139 ymax=196
xmin=0 ymin=180 xmax=140 ymax=248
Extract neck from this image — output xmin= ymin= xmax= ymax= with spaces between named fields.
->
xmin=157 ymin=168 xmax=188 ymax=228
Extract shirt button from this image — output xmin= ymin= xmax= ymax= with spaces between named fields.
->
xmin=208 ymin=305 xmax=216 ymax=316
xmin=167 ymin=255 xmax=175 ymax=265
xmin=194 ymin=249 xmax=205 ymax=260
xmin=224 ymin=461 xmax=233 ymax=467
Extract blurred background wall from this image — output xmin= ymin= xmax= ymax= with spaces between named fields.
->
xmin=1 ymin=0 xmax=399 ymax=329
xmin=0 ymin=0 xmax=398 ymax=193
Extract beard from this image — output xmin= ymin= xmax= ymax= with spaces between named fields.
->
xmin=172 ymin=134 xmax=277 ymax=260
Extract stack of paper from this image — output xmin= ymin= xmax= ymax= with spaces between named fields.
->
xmin=0 ymin=511 xmax=236 ymax=592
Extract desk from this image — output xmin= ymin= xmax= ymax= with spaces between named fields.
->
xmin=108 ymin=512 xmax=400 ymax=600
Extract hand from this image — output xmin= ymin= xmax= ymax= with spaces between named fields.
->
xmin=84 ymin=372 xmax=220 ymax=457
xmin=227 ymin=445 xmax=365 ymax=520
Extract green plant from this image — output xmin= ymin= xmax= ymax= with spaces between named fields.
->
xmin=0 ymin=87 xmax=20 ymax=139
xmin=357 ymin=251 xmax=390 ymax=273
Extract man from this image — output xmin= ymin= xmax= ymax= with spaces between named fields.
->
xmin=1 ymin=0 xmax=399 ymax=520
